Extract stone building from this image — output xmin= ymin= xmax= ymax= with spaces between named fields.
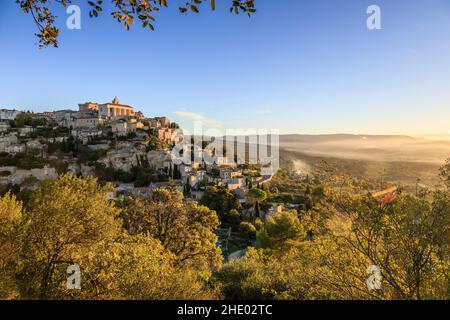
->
xmin=0 ymin=109 xmax=21 ymax=121
xmin=111 ymin=120 xmax=130 ymax=136
xmin=157 ymin=128 xmax=173 ymax=144
xmin=55 ymin=109 xmax=77 ymax=127
xmin=149 ymin=116 xmax=170 ymax=129
xmin=219 ymin=166 xmax=242 ymax=180
xmin=156 ymin=117 xmax=170 ymax=128
xmin=72 ymin=112 xmax=104 ymax=128
xmin=78 ymin=102 xmax=99 ymax=112
xmin=71 ymin=128 xmax=103 ymax=144
xmin=99 ymin=97 xmax=135 ymax=118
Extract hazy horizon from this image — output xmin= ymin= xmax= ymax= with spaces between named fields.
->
xmin=2 ymin=100 xmax=449 ymax=141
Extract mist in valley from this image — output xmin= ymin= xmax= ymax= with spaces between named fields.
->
xmin=279 ymin=134 xmax=450 ymax=189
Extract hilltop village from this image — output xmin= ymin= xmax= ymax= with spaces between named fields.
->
xmin=0 ymin=98 xmax=280 ymax=225
xmin=0 ymin=97 xmax=274 ymax=191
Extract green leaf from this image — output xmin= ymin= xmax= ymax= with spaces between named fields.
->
xmin=190 ymin=5 xmax=199 ymax=13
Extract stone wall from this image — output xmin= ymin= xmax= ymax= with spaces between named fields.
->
xmin=0 ymin=166 xmax=58 ymax=185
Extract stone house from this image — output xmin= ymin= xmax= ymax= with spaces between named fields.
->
xmin=0 ymin=109 xmax=21 ymax=121
xmin=78 ymin=102 xmax=99 ymax=112
xmin=219 ymin=167 xmax=242 ymax=180
xmin=155 ymin=117 xmax=170 ymax=128
xmin=55 ymin=109 xmax=77 ymax=127
xmin=0 ymin=133 xmax=24 ymax=154
xmin=73 ymin=114 xmax=103 ymax=129
xmin=71 ymin=128 xmax=103 ymax=144
xmin=4 ymin=145 xmax=25 ymax=154
xmin=157 ymin=128 xmax=172 ymax=144
xmin=227 ymin=177 xmax=246 ymax=190
xmin=186 ymin=170 xmax=207 ymax=188
xmin=111 ymin=120 xmax=130 ymax=136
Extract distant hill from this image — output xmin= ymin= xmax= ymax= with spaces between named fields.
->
xmin=280 ymin=134 xmax=420 ymax=143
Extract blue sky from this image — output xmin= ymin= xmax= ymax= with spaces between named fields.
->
xmin=0 ymin=0 xmax=450 ymax=137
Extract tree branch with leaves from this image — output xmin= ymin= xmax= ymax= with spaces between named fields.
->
xmin=16 ymin=0 xmax=256 ymax=48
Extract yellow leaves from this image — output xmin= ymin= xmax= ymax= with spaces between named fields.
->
xmin=0 ymin=174 xmax=222 ymax=299
xmin=12 ymin=174 xmax=123 ymax=298
xmin=72 ymin=234 xmax=215 ymax=299
xmin=0 ymin=192 xmax=22 ymax=240
xmin=0 ymin=193 xmax=22 ymax=298
xmin=124 ymin=187 xmax=221 ymax=270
